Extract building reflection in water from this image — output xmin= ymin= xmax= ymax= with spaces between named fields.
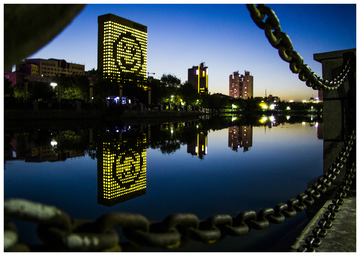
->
xmin=228 ymin=126 xmax=253 ymax=152
xmin=5 ymin=131 xmax=85 ymax=163
xmin=187 ymin=131 xmax=207 ymax=159
xmin=97 ymin=130 xmax=147 ymax=206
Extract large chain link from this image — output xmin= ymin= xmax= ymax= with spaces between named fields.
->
xmin=246 ymin=4 xmax=355 ymax=91
xmin=4 ymin=130 xmax=356 ymax=252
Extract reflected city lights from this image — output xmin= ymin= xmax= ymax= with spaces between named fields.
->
xmin=259 ymin=115 xmax=276 ymax=124
xmin=188 ymin=131 xmax=207 ymax=159
xmin=259 ymin=116 xmax=268 ymax=123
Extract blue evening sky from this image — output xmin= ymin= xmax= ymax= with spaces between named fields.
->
xmin=27 ymin=2 xmax=356 ymax=102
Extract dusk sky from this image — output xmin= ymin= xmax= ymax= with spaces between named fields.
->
xmin=28 ymin=2 xmax=356 ymax=102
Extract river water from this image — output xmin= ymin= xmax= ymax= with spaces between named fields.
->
xmin=4 ymin=114 xmax=323 ymax=251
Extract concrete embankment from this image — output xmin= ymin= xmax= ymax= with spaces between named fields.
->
xmin=269 ymin=177 xmax=356 ymax=252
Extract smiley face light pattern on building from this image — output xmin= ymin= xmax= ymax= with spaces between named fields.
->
xmin=100 ymin=15 xmax=147 ymax=83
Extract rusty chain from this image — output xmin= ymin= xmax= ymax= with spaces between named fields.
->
xmin=246 ymin=4 xmax=355 ymax=91
xmin=4 ymin=130 xmax=356 ymax=252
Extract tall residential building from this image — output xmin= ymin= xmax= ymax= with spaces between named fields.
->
xmin=229 ymin=71 xmax=253 ymax=99
xmin=188 ymin=62 xmax=208 ymax=94
xmin=98 ymin=14 xmax=147 ymax=89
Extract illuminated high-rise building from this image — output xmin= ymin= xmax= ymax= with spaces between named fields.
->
xmin=229 ymin=71 xmax=253 ymax=99
xmin=98 ymin=133 xmax=147 ymax=206
xmin=188 ymin=62 xmax=208 ymax=94
xmin=98 ymin=14 xmax=147 ymax=88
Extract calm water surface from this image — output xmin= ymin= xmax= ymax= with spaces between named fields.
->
xmin=4 ymin=115 xmax=323 ymax=251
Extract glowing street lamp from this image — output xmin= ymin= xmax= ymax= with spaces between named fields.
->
xmin=50 ymin=139 xmax=58 ymax=147
xmin=50 ymin=82 xmax=61 ymax=102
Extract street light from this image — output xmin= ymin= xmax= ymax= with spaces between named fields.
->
xmin=50 ymin=82 xmax=61 ymax=102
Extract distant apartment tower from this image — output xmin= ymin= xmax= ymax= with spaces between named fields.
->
xmin=188 ymin=62 xmax=208 ymax=94
xmin=229 ymin=71 xmax=253 ymax=99
xmin=98 ymin=14 xmax=147 ymax=88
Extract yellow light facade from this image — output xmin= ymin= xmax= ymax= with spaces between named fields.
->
xmin=197 ymin=65 xmax=208 ymax=94
xmin=98 ymin=133 xmax=147 ymax=206
xmin=98 ymin=14 xmax=147 ymax=88
xmin=188 ymin=62 xmax=208 ymax=95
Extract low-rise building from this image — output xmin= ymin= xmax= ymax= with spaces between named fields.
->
xmin=5 ymin=58 xmax=85 ymax=86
